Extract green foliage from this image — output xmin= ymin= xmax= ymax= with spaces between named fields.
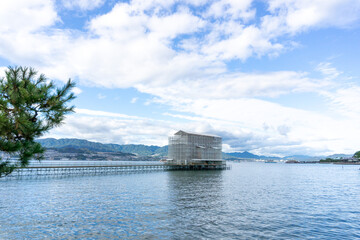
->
xmin=319 ymin=158 xmax=337 ymax=162
xmin=353 ymin=151 xmax=360 ymax=159
xmin=0 ymin=66 xmax=75 ymax=177
xmin=50 ymin=147 xmax=92 ymax=154
xmin=47 ymin=146 xmax=135 ymax=156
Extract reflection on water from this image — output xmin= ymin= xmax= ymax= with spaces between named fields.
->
xmin=166 ymin=171 xmax=224 ymax=239
xmin=1 ymin=163 xmax=360 ymax=239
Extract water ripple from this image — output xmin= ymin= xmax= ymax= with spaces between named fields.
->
xmin=1 ymin=163 xmax=360 ymax=239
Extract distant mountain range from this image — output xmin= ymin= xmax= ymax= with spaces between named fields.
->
xmin=326 ymin=153 xmax=353 ymax=159
xmin=224 ymin=151 xmax=282 ymax=160
xmin=37 ymin=138 xmax=167 ymax=157
xmin=37 ymin=138 xmax=350 ymax=161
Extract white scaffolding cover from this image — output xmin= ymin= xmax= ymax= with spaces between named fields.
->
xmin=168 ymin=130 xmax=222 ymax=164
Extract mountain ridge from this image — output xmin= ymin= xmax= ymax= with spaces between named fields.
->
xmin=37 ymin=138 xmax=337 ymax=161
xmin=37 ymin=138 xmax=167 ymax=157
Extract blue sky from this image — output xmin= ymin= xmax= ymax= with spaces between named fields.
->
xmin=1 ymin=0 xmax=360 ymax=156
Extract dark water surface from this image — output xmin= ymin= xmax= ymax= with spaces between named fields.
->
xmin=1 ymin=162 xmax=360 ymax=239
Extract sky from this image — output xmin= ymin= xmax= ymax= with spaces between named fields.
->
xmin=1 ymin=0 xmax=360 ymax=156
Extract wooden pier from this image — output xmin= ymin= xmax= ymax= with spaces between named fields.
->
xmin=8 ymin=162 xmax=230 ymax=178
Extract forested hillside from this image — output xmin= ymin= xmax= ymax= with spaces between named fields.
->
xmin=37 ymin=138 xmax=168 ymax=156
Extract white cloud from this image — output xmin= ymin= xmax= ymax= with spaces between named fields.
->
xmin=1 ymin=0 xmax=360 ymax=155
xmin=206 ymin=0 xmax=255 ymax=21
xmin=97 ymin=93 xmax=106 ymax=99
xmin=316 ymin=62 xmax=342 ymax=80
xmin=137 ymin=70 xmax=329 ymax=101
xmin=0 ymin=66 xmax=7 ymax=78
xmin=2 ymin=0 xmax=358 ymax=90
xmin=49 ymin=98 xmax=360 ymax=156
xmin=148 ymin=10 xmax=206 ymax=40
xmin=75 ymin=108 xmax=142 ymax=120
xmin=201 ymin=25 xmax=284 ymax=61
xmin=324 ymin=86 xmax=360 ymax=118
xmin=0 ymin=0 xmax=58 ymax=33
xmin=162 ymin=97 xmax=360 ymax=156
xmin=264 ymin=0 xmax=360 ymax=35
xmin=72 ymin=87 xmax=82 ymax=95
xmin=88 ymin=3 xmax=148 ymax=39
xmin=46 ymin=109 xmax=182 ymax=146
xmin=130 ymin=97 xmax=138 ymax=104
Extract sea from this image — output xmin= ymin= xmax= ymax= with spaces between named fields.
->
xmin=1 ymin=162 xmax=360 ymax=239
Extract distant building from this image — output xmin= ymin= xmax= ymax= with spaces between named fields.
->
xmin=167 ymin=130 xmax=224 ymax=165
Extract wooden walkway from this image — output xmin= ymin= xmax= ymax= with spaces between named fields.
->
xmin=10 ymin=163 xmax=230 ymax=178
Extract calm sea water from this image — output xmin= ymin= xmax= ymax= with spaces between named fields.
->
xmin=1 ymin=162 xmax=360 ymax=239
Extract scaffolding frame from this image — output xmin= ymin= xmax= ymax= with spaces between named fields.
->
xmin=168 ymin=130 xmax=223 ymax=165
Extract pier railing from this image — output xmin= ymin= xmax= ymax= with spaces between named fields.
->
xmin=25 ymin=160 xmax=162 ymax=167
xmin=4 ymin=160 xmax=230 ymax=178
